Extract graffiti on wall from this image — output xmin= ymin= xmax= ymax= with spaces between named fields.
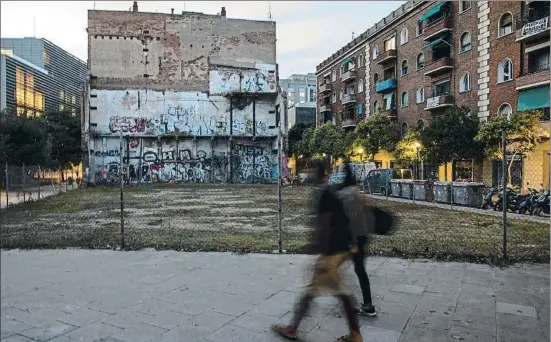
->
xmin=209 ymin=67 xmax=277 ymax=95
xmin=92 ymin=138 xmax=275 ymax=184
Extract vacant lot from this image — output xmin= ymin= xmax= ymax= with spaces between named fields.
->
xmin=0 ymin=184 xmax=548 ymax=263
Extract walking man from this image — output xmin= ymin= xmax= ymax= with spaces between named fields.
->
xmin=272 ymin=159 xmax=363 ymax=342
xmin=336 ymin=162 xmax=376 ymax=317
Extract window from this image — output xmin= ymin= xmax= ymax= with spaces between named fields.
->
xmin=384 ymin=36 xmax=396 ymax=51
xmin=416 ymin=88 xmax=425 ymax=103
xmin=358 ymin=54 xmax=364 ymax=67
xmin=339 ymin=89 xmax=344 ymax=100
xmin=309 ymin=88 xmax=315 ymax=102
xmin=373 ymin=101 xmax=379 ymax=113
xmin=373 ymin=73 xmax=379 ymax=84
xmin=417 ymin=119 xmax=425 ymax=131
xmin=372 ymin=44 xmax=379 ymax=60
xmin=460 ymin=32 xmax=471 ymax=52
xmin=400 ymin=28 xmax=409 ymax=45
xmin=498 ymin=103 xmax=513 ymax=119
xmin=401 ymin=122 xmax=409 ymax=136
xmin=417 ymin=53 xmax=425 ymax=69
xmin=499 ymin=13 xmax=513 ymax=36
xmin=417 ymin=21 xmax=424 ymax=36
xmin=460 ymin=1 xmax=471 ymax=12
xmin=432 ymin=80 xmax=451 ymax=97
xmin=71 ymin=95 xmax=76 ymax=105
xmin=498 ymin=58 xmax=513 ymax=82
xmin=358 ymin=79 xmax=364 ymax=93
xmin=332 ymin=92 xmax=336 ymax=103
xmin=59 ymin=89 xmax=65 ymax=101
xmin=401 ymin=92 xmax=409 ymax=107
xmin=299 ymin=87 xmax=305 ymax=103
xmin=459 ymin=73 xmax=471 ymax=92
xmin=332 ymin=70 xmax=337 ymax=81
xmin=401 ymin=60 xmax=409 ymax=76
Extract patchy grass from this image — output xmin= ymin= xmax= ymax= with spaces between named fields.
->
xmin=0 ymin=184 xmax=548 ymax=264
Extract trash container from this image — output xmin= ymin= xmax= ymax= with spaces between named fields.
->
xmin=401 ymin=180 xmax=414 ymax=199
xmin=452 ymin=182 xmax=485 ymax=207
xmin=434 ymin=181 xmax=452 ymax=203
xmin=413 ymin=180 xmax=433 ymax=202
xmin=390 ymin=180 xmax=402 ymax=197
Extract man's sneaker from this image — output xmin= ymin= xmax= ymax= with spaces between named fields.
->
xmin=357 ymin=303 xmax=376 ymax=317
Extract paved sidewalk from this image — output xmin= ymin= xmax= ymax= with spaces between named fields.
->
xmin=1 ymin=250 xmax=549 ymax=342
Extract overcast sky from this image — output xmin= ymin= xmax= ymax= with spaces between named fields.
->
xmin=1 ymin=1 xmax=404 ymax=79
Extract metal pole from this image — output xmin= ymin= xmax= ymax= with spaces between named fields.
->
xmin=120 ymin=131 xmax=125 ymax=249
xmin=22 ymin=164 xmax=26 ymax=203
xmin=4 ymin=163 xmax=8 ymax=208
xmin=38 ymin=165 xmax=41 ymax=200
xmin=277 ymin=118 xmax=283 ymax=254
xmin=502 ymin=131 xmax=508 ymax=260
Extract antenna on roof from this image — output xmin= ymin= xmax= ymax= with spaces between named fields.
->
xmin=33 ymin=17 xmax=36 ymax=38
xmin=352 ymin=32 xmax=355 ymax=40
xmin=268 ymin=2 xmax=272 ymax=20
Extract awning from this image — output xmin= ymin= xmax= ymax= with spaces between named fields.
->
xmin=419 ymin=1 xmax=448 ymax=23
xmin=421 ymin=37 xmax=446 ymax=50
xmin=517 ymin=85 xmax=550 ymax=111
xmin=341 ymin=57 xmax=351 ymax=66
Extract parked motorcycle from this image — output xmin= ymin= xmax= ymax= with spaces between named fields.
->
xmin=532 ymin=190 xmax=550 ymax=217
xmin=481 ymin=187 xmax=498 ymax=209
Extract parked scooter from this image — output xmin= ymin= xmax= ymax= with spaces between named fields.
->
xmin=481 ymin=187 xmax=498 ymax=209
xmin=532 ymin=189 xmax=550 ymax=217
xmin=517 ymin=188 xmax=539 ymax=215
xmin=494 ymin=187 xmax=521 ymax=212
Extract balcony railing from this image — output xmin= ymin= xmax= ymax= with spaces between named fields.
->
xmin=516 ymin=15 xmax=550 ymax=42
xmin=340 ymin=69 xmax=356 ymax=82
xmin=516 ymin=63 xmax=550 ymax=90
xmin=424 ymin=94 xmax=454 ymax=111
xmin=342 ymin=93 xmax=356 ymax=105
xmin=380 ymin=108 xmax=397 ymax=118
xmin=375 ymin=78 xmax=397 ymax=93
xmin=423 ymin=17 xmax=452 ymax=41
xmin=423 ymin=57 xmax=454 ymax=77
xmin=319 ymin=83 xmax=332 ymax=93
xmin=320 ymin=104 xmax=331 ymax=112
xmin=376 ymin=49 xmax=397 ymax=65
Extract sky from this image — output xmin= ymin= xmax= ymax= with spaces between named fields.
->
xmin=0 ymin=1 xmax=405 ymax=79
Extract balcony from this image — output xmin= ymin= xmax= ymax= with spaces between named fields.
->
xmin=423 ymin=57 xmax=454 ymax=77
xmin=424 ymin=17 xmax=453 ymax=41
xmin=375 ymin=78 xmax=397 ymax=93
xmin=320 ymin=104 xmax=331 ymax=112
xmin=516 ymin=16 xmax=550 ymax=43
xmin=376 ymin=49 xmax=397 ymax=65
xmin=516 ymin=64 xmax=550 ymax=90
xmin=380 ymin=108 xmax=397 ymax=119
xmin=342 ymin=93 xmax=356 ymax=105
xmin=424 ymin=94 xmax=454 ymax=111
xmin=319 ymin=83 xmax=332 ymax=94
xmin=340 ymin=69 xmax=356 ymax=83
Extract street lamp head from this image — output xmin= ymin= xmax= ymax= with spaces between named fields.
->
xmin=414 ymin=142 xmax=421 ymax=149
xmin=358 ymin=148 xmax=364 ymax=154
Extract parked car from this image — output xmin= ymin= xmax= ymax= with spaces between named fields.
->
xmin=363 ymin=168 xmax=413 ymax=196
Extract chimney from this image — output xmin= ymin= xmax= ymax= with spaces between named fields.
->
xmin=132 ymin=1 xmax=138 ymax=12
xmin=171 ymin=8 xmax=174 ymax=14
xmin=221 ymin=7 xmax=226 ymax=18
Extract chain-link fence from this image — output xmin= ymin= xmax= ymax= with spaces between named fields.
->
xmin=1 ymin=134 xmax=549 ymax=264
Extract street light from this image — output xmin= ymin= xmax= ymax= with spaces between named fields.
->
xmin=357 ymin=148 xmax=364 ymax=162
xmin=414 ymin=142 xmax=421 ymax=179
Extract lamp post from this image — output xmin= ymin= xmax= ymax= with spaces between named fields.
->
xmin=358 ymin=148 xmax=364 ymax=162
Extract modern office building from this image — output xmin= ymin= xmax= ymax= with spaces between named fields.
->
xmin=279 ymin=73 xmax=317 ymax=108
xmin=0 ymin=37 xmax=87 ymax=117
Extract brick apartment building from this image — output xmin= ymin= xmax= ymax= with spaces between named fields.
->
xmin=315 ymin=0 xmax=550 ymax=187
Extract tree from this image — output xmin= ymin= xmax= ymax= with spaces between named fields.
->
xmin=294 ymin=125 xmax=315 ymax=158
xmin=287 ymin=123 xmax=314 ymax=157
xmin=476 ymin=109 xmax=549 ymax=186
xmin=0 ymin=113 xmax=51 ymax=167
xmin=355 ymin=113 xmax=400 ymax=161
xmin=421 ymin=106 xmax=485 ymax=164
xmin=393 ymin=129 xmax=423 ymax=167
xmin=309 ymin=123 xmax=343 ymax=157
xmin=46 ymin=111 xmax=82 ymax=172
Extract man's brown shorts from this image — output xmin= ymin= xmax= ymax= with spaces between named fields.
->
xmin=306 ymin=252 xmax=350 ymax=297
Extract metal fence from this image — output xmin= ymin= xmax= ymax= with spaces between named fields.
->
xmin=1 ymin=137 xmax=549 ymax=264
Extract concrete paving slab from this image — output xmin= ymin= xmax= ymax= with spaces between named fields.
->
xmin=1 ymin=251 xmax=549 ymax=342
